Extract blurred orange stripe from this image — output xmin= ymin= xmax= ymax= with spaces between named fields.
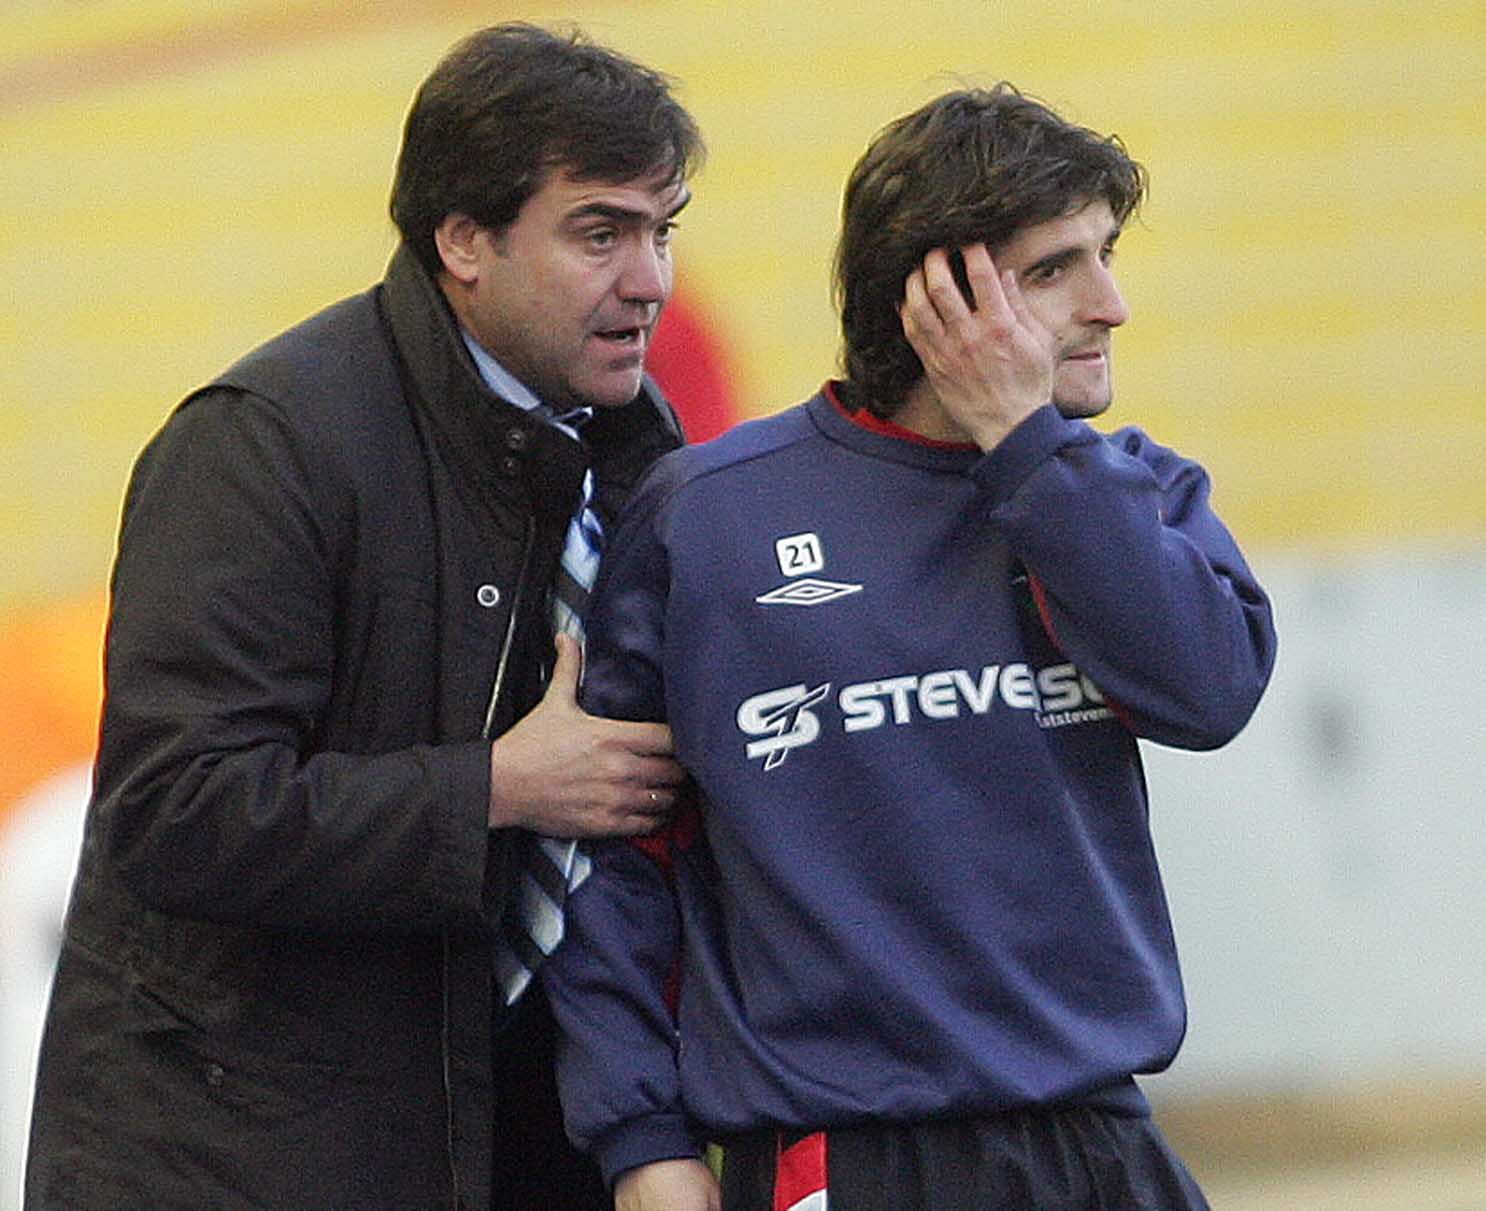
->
xmin=0 ymin=595 xmax=105 ymax=828
xmin=0 ymin=0 xmax=525 ymax=110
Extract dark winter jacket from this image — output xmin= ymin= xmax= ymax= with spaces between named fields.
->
xmin=24 ymin=245 xmax=682 ymax=1209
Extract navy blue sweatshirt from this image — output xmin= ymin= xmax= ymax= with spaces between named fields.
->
xmin=544 ymin=386 xmax=1276 ymax=1185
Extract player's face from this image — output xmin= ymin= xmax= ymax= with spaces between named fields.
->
xmin=454 ymin=165 xmax=690 ymax=411
xmin=995 ymin=198 xmax=1130 ymax=418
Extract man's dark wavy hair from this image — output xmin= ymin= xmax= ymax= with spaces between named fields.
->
xmin=390 ymin=23 xmax=704 ymax=277
xmin=833 ymin=85 xmax=1146 ymax=418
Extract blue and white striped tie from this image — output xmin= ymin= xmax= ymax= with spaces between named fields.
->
xmin=494 ymin=410 xmax=600 ymax=1007
xmin=550 ymin=463 xmax=604 ymax=641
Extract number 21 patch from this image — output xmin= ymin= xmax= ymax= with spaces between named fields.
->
xmin=775 ymin=532 xmax=824 ymax=577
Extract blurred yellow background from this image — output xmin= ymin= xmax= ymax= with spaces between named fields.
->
xmin=3 ymin=2 xmax=1485 ymax=1206
xmin=4 ymin=0 xmax=1484 ymax=615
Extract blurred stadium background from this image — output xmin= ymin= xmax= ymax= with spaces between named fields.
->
xmin=3 ymin=1 xmax=1483 ymax=1205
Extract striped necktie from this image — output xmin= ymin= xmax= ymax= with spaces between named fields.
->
xmin=494 ymin=409 xmax=599 ymax=1008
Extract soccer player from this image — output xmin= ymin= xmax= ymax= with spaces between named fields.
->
xmin=543 ymin=85 xmax=1277 ymax=1210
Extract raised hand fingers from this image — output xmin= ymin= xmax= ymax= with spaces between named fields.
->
xmin=904 ymin=248 xmax=964 ymax=333
xmin=901 ymin=253 xmax=954 ymax=364
xmin=995 ymin=261 xmax=1051 ymax=354
xmin=920 ymin=247 xmax=967 ymax=319
xmin=903 ymin=246 xmax=1013 ymax=360
xmin=958 ymin=243 xmax=1015 ymax=320
xmin=896 ymin=242 xmax=1054 ymax=450
xmin=904 ymin=245 xmax=1000 ymax=317
xmin=901 ymin=261 xmax=931 ymax=339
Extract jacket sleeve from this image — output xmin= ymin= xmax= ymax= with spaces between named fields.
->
xmin=542 ymin=460 xmax=704 ymax=1184
xmin=96 ymin=389 xmax=491 ymax=932
xmin=544 ymin=838 xmax=699 ymax=1185
xmin=971 ymin=405 xmax=1277 ymax=751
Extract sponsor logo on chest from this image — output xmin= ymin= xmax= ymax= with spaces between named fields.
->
xmin=736 ymin=662 xmax=1113 ymax=769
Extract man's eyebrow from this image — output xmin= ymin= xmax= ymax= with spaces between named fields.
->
xmin=1023 ymin=226 xmax=1123 ymax=276
xmin=1023 ymin=246 xmax=1081 ymax=276
xmin=567 ymin=189 xmax=693 ymax=225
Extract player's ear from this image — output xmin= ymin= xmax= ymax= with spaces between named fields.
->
xmin=434 ymin=213 xmax=484 ymax=285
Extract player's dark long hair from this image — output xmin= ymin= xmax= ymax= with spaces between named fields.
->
xmin=391 ymin=22 xmax=704 ymax=277
xmin=833 ymin=85 xmax=1146 ymax=419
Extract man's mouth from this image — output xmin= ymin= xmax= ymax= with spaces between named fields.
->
xmin=594 ymin=325 xmax=646 ymax=348
xmin=1063 ymin=347 xmax=1106 ymax=364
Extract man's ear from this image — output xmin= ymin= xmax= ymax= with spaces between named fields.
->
xmin=433 ymin=213 xmax=484 ymax=285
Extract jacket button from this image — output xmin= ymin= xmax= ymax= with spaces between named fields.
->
xmin=504 ymin=427 xmax=529 ymax=452
xmin=204 ymin=1062 xmax=226 ymax=1087
xmin=499 ymin=455 xmax=520 ymax=477
xmin=476 ymin=584 xmax=501 ymax=608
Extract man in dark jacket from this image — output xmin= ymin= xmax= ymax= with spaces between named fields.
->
xmin=24 ymin=23 xmax=702 ymax=1211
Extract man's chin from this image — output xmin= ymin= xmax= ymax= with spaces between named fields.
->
xmin=1053 ymin=395 xmax=1112 ymax=420
xmin=1052 ymin=360 xmax=1113 ymax=419
xmin=582 ymin=378 xmax=647 ymax=410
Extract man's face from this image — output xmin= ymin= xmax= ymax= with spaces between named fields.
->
xmin=995 ymin=197 xmax=1130 ymax=418
xmin=446 ymin=165 xmax=691 ymax=411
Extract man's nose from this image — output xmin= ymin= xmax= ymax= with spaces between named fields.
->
xmin=1083 ymin=262 xmax=1129 ymax=328
xmin=619 ymin=241 xmax=669 ymax=304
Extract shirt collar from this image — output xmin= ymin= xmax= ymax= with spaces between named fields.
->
xmin=461 ymin=329 xmax=544 ymax=414
xmin=824 ymin=380 xmax=978 ymax=451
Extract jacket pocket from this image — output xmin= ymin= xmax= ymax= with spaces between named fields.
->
xmin=122 ymin=979 xmax=346 ymax=1123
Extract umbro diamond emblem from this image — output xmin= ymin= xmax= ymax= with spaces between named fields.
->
xmin=756 ymin=578 xmax=864 ymax=606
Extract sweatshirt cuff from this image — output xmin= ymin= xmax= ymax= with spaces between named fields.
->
xmin=596 ymin=1113 xmax=704 ymax=1189
xmin=968 ymin=404 xmax=1091 ymax=509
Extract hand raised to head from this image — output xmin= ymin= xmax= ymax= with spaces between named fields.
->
xmin=899 ymin=243 xmax=1054 ymax=451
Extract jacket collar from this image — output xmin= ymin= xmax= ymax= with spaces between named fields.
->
xmin=376 ymin=244 xmax=683 ymax=530
xmin=379 ymin=244 xmax=519 ymax=430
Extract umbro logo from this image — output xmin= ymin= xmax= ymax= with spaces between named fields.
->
xmin=757 ymin=530 xmax=862 ymax=607
xmin=756 ymin=578 xmax=863 ymax=606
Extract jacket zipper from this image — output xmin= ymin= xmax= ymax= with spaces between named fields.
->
xmin=482 ymin=513 xmax=538 ymax=740
xmin=440 ymin=931 xmax=460 ymax=1209
xmin=443 ymin=512 xmax=538 ymax=1207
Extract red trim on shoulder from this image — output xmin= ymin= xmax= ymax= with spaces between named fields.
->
xmin=824 ymin=381 xmax=978 ymax=451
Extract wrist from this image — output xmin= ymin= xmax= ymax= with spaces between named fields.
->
xmin=596 ymin=1112 xmax=703 ymax=1189
xmin=486 ymin=737 xmax=528 ymax=830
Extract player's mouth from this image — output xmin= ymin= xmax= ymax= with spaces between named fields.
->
xmin=1062 ymin=345 xmax=1106 ymax=364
